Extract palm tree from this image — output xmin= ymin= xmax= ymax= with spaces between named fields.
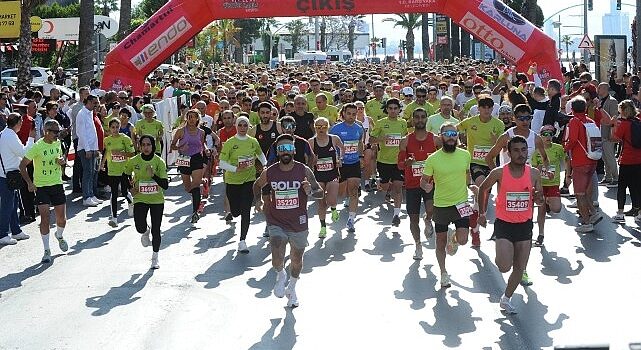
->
xmin=383 ymin=14 xmax=422 ymax=61
xmin=345 ymin=15 xmax=365 ymax=56
xmin=451 ymin=21 xmax=461 ymax=58
xmin=211 ymin=20 xmax=241 ymax=62
xmin=16 ymin=0 xmax=48 ymax=94
xmin=561 ymin=35 xmax=574 ymax=62
xmin=284 ymin=19 xmax=307 ymax=56
xmin=421 ymin=14 xmax=430 ymax=61
xmin=78 ymin=0 xmax=94 ymax=87
xmin=118 ymin=0 xmax=132 ymax=40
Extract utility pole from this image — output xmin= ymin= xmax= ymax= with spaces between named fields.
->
xmin=314 ymin=17 xmax=319 ymax=50
xmin=371 ymin=14 xmax=375 ymax=57
xmin=637 ymin=0 xmax=641 ymax=72
xmin=583 ymin=0 xmax=589 ymax=66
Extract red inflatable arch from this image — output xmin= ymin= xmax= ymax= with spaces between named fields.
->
xmin=102 ymin=0 xmax=562 ymax=94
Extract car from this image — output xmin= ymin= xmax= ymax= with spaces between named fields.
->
xmin=1 ymin=67 xmax=52 ymax=84
xmin=1 ymin=77 xmax=16 ymax=87
xmin=30 ymin=83 xmax=79 ymax=101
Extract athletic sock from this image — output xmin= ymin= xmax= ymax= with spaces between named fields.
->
xmin=349 ymin=212 xmax=356 ymax=220
xmin=288 ymin=277 xmax=298 ymax=288
xmin=42 ymin=234 xmax=50 ymax=250
xmin=55 ymin=226 xmax=64 ymax=239
xmin=191 ymin=187 xmax=201 ymax=213
xmin=320 ymin=220 xmax=326 ymax=227
xmin=394 ymin=208 xmax=401 ymax=216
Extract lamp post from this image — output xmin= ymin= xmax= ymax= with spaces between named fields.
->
xmin=270 ymin=23 xmax=288 ymax=61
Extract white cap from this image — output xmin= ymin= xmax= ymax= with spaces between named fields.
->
xmin=275 ymin=83 xmax=284 ymax=90
xmin=402 ymin=87 xmax=414 ymax=96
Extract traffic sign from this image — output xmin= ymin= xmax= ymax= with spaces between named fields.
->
xmin=578 ymin=34 xmax=594 ymax=49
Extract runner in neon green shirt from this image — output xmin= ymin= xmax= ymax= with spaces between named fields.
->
xmin=403 ymin=86 xmax=436 ymax=125
xmin=136 ymin=104 xmax=164 ymax=153
xmin=311 ymin=94 xmax=339 ymax=125
xmin=101 ymin=118 xmax=135 ymax=227
xmin=365 ymin=84 xmax=387 ymax=121
xmin=20 ymin=119 xmax=69 ymax=264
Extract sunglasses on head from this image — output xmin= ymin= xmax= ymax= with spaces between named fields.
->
xmin=516 ymin=115 xmax=532 ymax=121
xmin=540 ymin=131 xmax=554 ymax=137
xmin=276 ymin=143 xmax=295 ymax=152
xmin=441 ymin=130 xmax=458 ymax=137
xmin=282 ymin=122 xmax=296 ymax=130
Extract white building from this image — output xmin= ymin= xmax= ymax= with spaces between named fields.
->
xmin=250 ymin=31 xmax=370 ymax=60
xmin=602 ymin=0 xmax=631 ymax=45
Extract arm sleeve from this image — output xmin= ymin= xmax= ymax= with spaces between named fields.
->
xmin=152 ymin=175 xmax=169 ymax=190
xmin=219 ymin=159 xmax=238 ymax=172
xmin=543 ymin=96 xmax=561 ymax=126
xmin=257 ymin=153 xmax=267 ymax=166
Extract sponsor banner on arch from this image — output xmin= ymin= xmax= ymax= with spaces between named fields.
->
xmin=459 ymin=12 xmax=525 ymax=62
xmin=477 ymin=0 xmax=535 ymax=42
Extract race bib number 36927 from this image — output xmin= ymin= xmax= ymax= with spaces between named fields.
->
xmin=139 ymin=181 xmax=159 ymax=195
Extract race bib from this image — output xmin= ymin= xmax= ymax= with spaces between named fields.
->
xmin=411 ymin=160 xmax=425 ymax=178
xmin=541 ymin=165 xmax=556 ymax=180
xmin=344 ymin=140 xmax=359 ymax=155
xmin=238 ymin=155 xmax=255 ymax=168
xmin=316 ymin=157 xmax=334 ymax=172
xmin=275 ymin=189 xmax=299 ymax=210
xmin=506 ymin=192 xmax=530 ymax=212
xmin=385 ymin=133 xmax=402 ymax=147
xmin=111 ymin=154 xmax=126 ymax=163
xmin=139 ymin=181 xmax=159 ymax=195
xmin=175 ymin=155 xmax=191 ymax=167
xmin=456 ymin=201 xmax=474 ymax=217
xmin=472 ymin=145 xmax=492 ymax=161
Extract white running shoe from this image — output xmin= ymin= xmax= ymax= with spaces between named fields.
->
xmin=274 ymin=269 xmax=287 ymax=298
xmin=238 ymin=240 xmax=249 ymax=254
xmin=0 ymin=235 xmax=17 ymax=245
xmin=440 ymin=272 xmax=451 ymax=288
xmin=413 ymin=244 xmax=423 ymax=260
xmin=500 ymin=295 xmax=517 ymax=314
xmin=11 ymin=232 xmax=29 ymax=241
xmin=613 ymin=213 xmax=626 ymax=223
xmin=83 ymin=198 xmax=98 ymax=207
xmin=128 ymin=202 xmax=134 ymax=217
xmin=567 ymin=200 xmax=578 ymax=208
xmin=285 ymin=285 xmax=299 ymax=308
xmin=141 ymin=228 xmax=151 ymax=247
xmin=108 ymin=216 xmax=118 ymax=227
xmin=150 ymin=252 xmax=159 ymax=269
xmin=92 ymin=196 xmax=104 ymax=204
xmin=41 ymin=249 xmax=52 ymax=263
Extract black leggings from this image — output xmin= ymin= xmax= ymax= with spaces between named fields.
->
xmin=134 ymin=203 xmax=164 ymax=252
xmin=109 ymin=174 xmax=132 ymax=217
xmin=226 ymin=181 xmax=253 ymax=241
xmin=617 ymin=164 xmax=641 ymax=210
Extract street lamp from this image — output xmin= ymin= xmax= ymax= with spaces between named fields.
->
xmin=269 ymin=23 xmax=288 ymax=61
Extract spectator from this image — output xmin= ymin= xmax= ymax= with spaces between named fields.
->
xmin=70 ymin=87 xmax=90 ymax=193
xmin=597 ymin=82 xmax=619 ymax=188
xmin=76 ymin=95 xmax=101 ymax=206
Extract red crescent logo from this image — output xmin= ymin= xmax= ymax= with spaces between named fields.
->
xmin=43 ymin=20 xmax=53 ymax=34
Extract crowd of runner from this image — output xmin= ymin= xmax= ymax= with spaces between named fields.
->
xmin=1 ymin=57 xmax=640 ymax=312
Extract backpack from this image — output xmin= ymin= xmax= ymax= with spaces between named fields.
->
xmin=630 ymin=117 xmax=641 ymax=149
xmin=580 ymin=121 xmax=603 ymax=160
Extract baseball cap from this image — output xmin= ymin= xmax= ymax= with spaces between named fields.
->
xmin=392 ymin=83 xmax=401 ymax=91
xmin=498 ymin=105 xmax=513 ymax=114
xmin=402 ymin=87 xmax=414 ymax=96
xmin=275 ymin=83 xmax=284 ymax=90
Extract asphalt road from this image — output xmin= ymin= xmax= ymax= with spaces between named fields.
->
xmin=0 ymin=172 xmax=640 ymax=350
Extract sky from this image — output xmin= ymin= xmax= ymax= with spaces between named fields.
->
xmin=123 ymin=0 xmax=633 ymax=49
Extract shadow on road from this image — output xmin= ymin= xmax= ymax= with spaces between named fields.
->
xmin=302 ymin=231 xmax=357 ymax=274
xmin=85 ymin=270 xmax=154 ymax=316
xmin=0 ymin=261 xmax=54 ymax=294
xmin=575 ymin=225 xmax=631 ymax=262
xmin=454 ymin=249 xmax=505 ymax=304
xmin=538 ymin=246 xmax=584 ymax=284
xmin=363 ymin=229 xmax=409 ymax=262
xmin=393 ymin=261 xmax=438 ymax=310
xmin=248 ymin=309 xmax=297 ymax=350
xmin=67 ymin=225 xmax=129 ymax=256
xmin=419 ymin=290 xmax=481 ymax=347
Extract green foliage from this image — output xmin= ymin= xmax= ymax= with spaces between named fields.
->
xmin=134 ymin=0 xmax=166 ymax=19
xmin=284 ymin=19 xmax=308 ymax=55
xmin=95 ymin=0 xmax=118 ymax=16
xmin=234 ymin=19 xmax=262 ymax=46
xmin=33 ymin=2 xmax=80 ymax=18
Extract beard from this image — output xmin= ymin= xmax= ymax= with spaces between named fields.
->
xmin=414 ymin=122 xmax=426 ymax=130
xmin=443 ymin=142 xmax=457 ymax=153
xmin=279 ymin=154 xmax=293 ymax=164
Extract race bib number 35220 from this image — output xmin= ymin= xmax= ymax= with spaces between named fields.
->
xmin=275 ymin=189 xmax=299 ymax=210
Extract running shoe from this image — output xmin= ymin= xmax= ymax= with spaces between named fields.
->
xmin=385 ymin=193 xmax=392 ymax=203
xmin=346 ymin=218 xmax=355 ymax=233
xmin=108 ymin=216 xmax=118 ymax=228
xmin=41 ymin=249 xmax=52 ymax=264
xmin=263 ymin=227 xmax=270 ymax=238
xmin=520 ymin=271 xmax=533 ymax=286
xmin=613 ymin=213 xmax=625 ymax=223
xmin=423 ymin=218 xmax=434 ymax=240
xmin=575 ymin=223 xmax=594 ymax=233
xmin=598 ymin=178 xmax=611 ymax=185
xmin=286 ymin=285 xmax=299 ymax=308
xmin=151 ymin=254 xmax=159 ymax=270
xmin=11 ymin=232 xmax=30 ymax=241
xmin=625 ymin=207 xmax=640 ymax=216
xmin=127 ymin=202 xmax=134 ymax=217
xmin=331 ymin=209 xmax=339 ymax=222
xmin=191 ymin=212 xmax=200 ymax=224
xmin=589 ymin=212 xmax=604 ymax=225
xmin=559 ymin=187 xmax=571 ymax=197
xmin=440 ymin=272 xmax=451 ymax=288
xmin=319 ymin=226 xmax=327 ymax=239
xmin=0 ymin=236 xmax=17 ymax=245
xmin=238 ymin=240 xmax=249 ymax=254
xmin=471 ymin=229 xmax=481 ymax=248
xmin=141 ymin=228 xmax=151 ymax=247
xmin=500 ymin=295 xmax=517 ymax=314
xmin=606 ymin=181 xmax=618 ymax=188
xmin=91 ymin=196 xmax=104 ymax=204
xmin=274 ymin=269 xmax=287 ymax=298
xmin=57 ymin=237 xmax=69 ymax=252
xmin=391 ymin=214 xmax=400 ymax=227
xmin=224 ymin=212 xmax=233 ymax=224
xmin=567 ymin=200 xmax=578 ymax=208
xmin=369 ymin=178 xmax=377 ymax=190
xmin=446 ymin=228 xmax=458 ymax=255
xmin=413 ymin=245 xmax=423 ymax=260
xmin=533 ymin=235 xmax=544 ymax=247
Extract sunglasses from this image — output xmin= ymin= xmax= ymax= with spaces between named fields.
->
xmin=282 ymin=122 xmax=296 ymax=130
xmin=314 ymin=125 xmax=328 ymax=130
xmin=276 ymin=143 xmax=295 ymax=152
xmin=441 ymin=130 xmax=459 ymax=137
xmin=516 ymin=115 xmax=532 ymax=121
xmin=540 ymin=131 xmax=555 ymax=137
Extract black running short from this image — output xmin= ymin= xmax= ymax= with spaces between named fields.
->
xmin=178 ymin=153 xmax=205 ymax=175
xmin=339 ymin=163 xmax=361 ymax=182
xmin=405 ymin=187 xmax=434 ymax=215
xmin=494 ymin=218 xmax=533 ymax=243
xmin=36 ymin=184 xmax=66 ymax=206
xmin=377 ymin=162 xmax=403 ymax=184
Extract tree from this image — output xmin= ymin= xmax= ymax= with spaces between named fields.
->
xmin=503 ymin=0 xmax=544 ymax=28
xmin=383 ymin=13 xmax=422 ymax=61
xmin=422 ymin=14 xmax=430 ymax=61
xmin=344 ymin=15 xmax=365 ymax=56
xmin=78 ymin=0 xmax=95 ymax=87
xmin=561 ymin=35 xmax=574 ymax=62
xmin=284 ymin=19 xmax=308 ymax=57
xmin=134 ymin=0 xmax=165 ymax=19
xmin=118 ymin=0 xmax=132 ymax=40
xmin=320 ymin=17 xmax=327 ymax=51
xmin=95 ymin=0 xmax=118 ymax=16
xmin=16 ymin=0 xmax=48 ymax=94
xmin=234 ymin=19 xmax=261 ymax=62
xmin=211 ymin=20 xmax=241 ymax=62
xmin=451 ymin=21 xmax=461 ymax=58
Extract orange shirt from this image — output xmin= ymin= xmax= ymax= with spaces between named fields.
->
xmin=206 ymin=101 xmax=220 ymax=119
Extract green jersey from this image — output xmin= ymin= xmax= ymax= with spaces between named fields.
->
xmin=135 ymin=119 xmax=164 ymax=150
xmin=306 ymin=91 xmax=334 ymax=110
xmin=531 ymin=143 xmax=565 ymax=187
xmin=311 ymin=105 xmax=340 ymax=124
xmin=457 ymin=115 xmax=505 ymax=165
xmin=104 ymin=134 xmax=135 ymax=176
xmin=403 ymin=101 xmax=436 ymax=122
xmin=124 ymin=154 xmax=167 ymax=204
xmin=365 ymin=98 xmax=387 ymax=121
xmin=220 ymin=136 xmax=263 ymax=184
xmin=426 ymin=113 xmax=460 ymax=135
xmin=370 ymin=117 xmax=408 ymax=164
xmin=423 ymin=148 xmax=471 ymax=207
xmin=24 ymin=139 xmax=63 ymax=188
